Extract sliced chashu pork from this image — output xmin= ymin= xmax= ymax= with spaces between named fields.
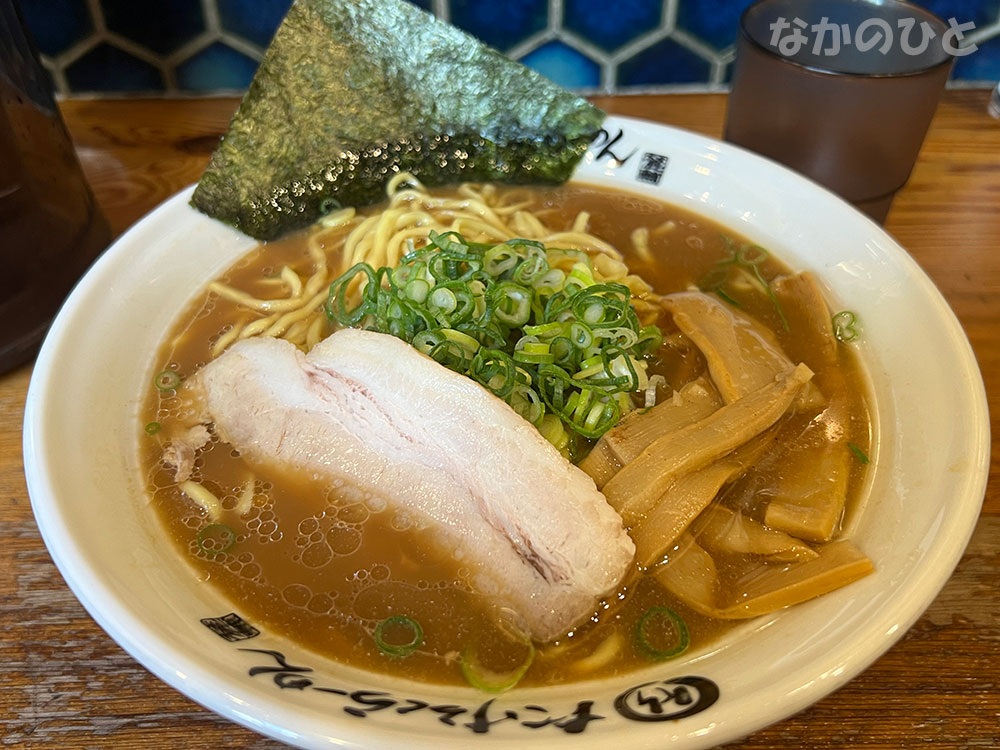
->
xmin=185 ymin=328 xmax=635 ymax=642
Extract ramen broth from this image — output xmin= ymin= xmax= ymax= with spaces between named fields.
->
xmin=141 ymin=184 xmax=871 ymax=686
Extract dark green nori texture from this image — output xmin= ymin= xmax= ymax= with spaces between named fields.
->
xmin=191 ymin=0 xmax=606 ymax=240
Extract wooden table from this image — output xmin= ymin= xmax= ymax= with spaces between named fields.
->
xmin=1 ymin=92 xmax=997 ymax=748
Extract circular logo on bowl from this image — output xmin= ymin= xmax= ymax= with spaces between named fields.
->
xmin=614 ymin=676 xmax=720 ymax=722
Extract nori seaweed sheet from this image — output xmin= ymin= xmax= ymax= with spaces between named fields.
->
xmin=191 ymin=0 xmax=605 ymax=240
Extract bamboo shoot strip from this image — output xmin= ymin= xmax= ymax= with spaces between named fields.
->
xmin=772 ymin=272 xmax=839 ymax=369
xmin=764 ymin=436 xmax=852 ymax=543
xmin=577 ymin=440 xmax=621 ymax=490
xmin=653 ymin=538 xmax=872 ymax=619
xmin=604 ymin=363 xmax=814 ymax=519
xmin=630 ymin=430 xmax=777 ymax=566
xmin=662 ymin=291 xmax=794 ymax=404
xmin=652 ymin=533 xmax=721 ymax=614
xmin=579 ymin=378 xmax=721 ymax=488
xmin=695 ymin=504 xmax=818 ymax=563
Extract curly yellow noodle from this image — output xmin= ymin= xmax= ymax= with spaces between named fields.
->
xmin=305 ymin=316 xmax=325 ymax=350
xmin=344 ymin=215 xmax=382 ymax=266
xmin=450 ymin=218 xmax=510 ymax=242
xmin=318 ymin=207 xmax=356 ymax=228
xmin=385 ymin=226 xmax=442 ymax=267
xmin=208 ymin=281 xmax=304 ymax=313
xmin=387 ymin=171 xmax=424 ymax=193
xmin=282 ymin=318 xmax=310 ymax=347
xmin=261 ymin=289 xmax=328 ymax=338
xmin=511 ymin=210 xmax=547 ymax=238
xmin=211 ymin=321 xmax=244 ymax=358
xmin=540 ymin=231 xmax=621 ymax=257
xmin=238 ymin=313 xmax=280 ymax=339
xmin=631 ymin=226 xmax=652 ymax=263
xmin=279 ymin=266 xmax=303 ymax=297
xmin=457 ymin=182 xmax=483 ymax=201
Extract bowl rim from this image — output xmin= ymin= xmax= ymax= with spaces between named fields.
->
xmin=23 ymin=114 xmax=991 ymax=749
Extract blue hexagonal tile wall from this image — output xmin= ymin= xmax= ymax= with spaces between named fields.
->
xmin=617 ymin=38 xmax=712 ymax=87
xmin=16 ymin=0 xmax=1000 ymax=94
xmin=216 ymin=0 xmax=292 ymax=49
xmin=563 ymin=0 xmax=662 ymax=53
xmin=175 ymin=42 xmax=258 ymax=91
xmin=954 ymin=31 xmax=1000 ymax=77
xmin=64 ymin=42 xmax=164 ymax=92
xmin=18 ymin=0 xmax=92 ymax=57
xmin=913 ymin=0 xmax=1000 ymax=28
xmin=449 ymin=0 xmax=548 ymax=52
xmin=520 ymin=40 xmax=601 ymax=88
xmin=676 ymin=0 xmax=746 ymax=51
xmin=101 ymin=0 xmax=204 ymax=56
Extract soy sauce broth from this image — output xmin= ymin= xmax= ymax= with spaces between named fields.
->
xmin=140 ymin=184 xmax=871 ymax=687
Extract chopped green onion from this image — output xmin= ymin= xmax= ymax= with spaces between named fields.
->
xmin=832 ymin=310 xmax=860 ymax=343
xmin=374 ymin=615 xmax=423 ymax=658
xmin=523 ymin=321 xmax=563 ymax=338
xmin=153 ymin=370 xmax=181 ymax=391
xmin=196 ymin=524 xmax=236 ymax=556
xmin=538 ymin=413 xmax=570 ymax=452
xmin=698 ymin=266 xmax=730 ymax=291
xmin=483 ymin=244 xmax=519 ymax=276
xmin=597 ymin=326 xmax=639 ymax=349
xmin=569 ymin=321 xmax=594 ymax=349
xmin=470 ymin=348 xmax=518 ymax=399
xmin=847 ymin=442 xmax=870 ymax=464
xmin=635 ymin=606 xmax=690 ymax=660
xmin=319 ymin=197 xmax=341 ymax=214
xmin=737 ymin=243 xmax=769 ymax=266
xmin=533 ymin=268 xmax=566 ymax=295
xmin=565 ymin=261 xmax=595 ymax=292
xmin=644 ymin=374 xmax=666 ymax=408
xmin=460 ymin=641 xmax=535 ymax=692
xmin=144 ymin=421 xmax=161 ymax=435
xmin=513 ymin=338 xmax=554 ymax=365
xmin=699 ymin=236 xmax=789 ymax=331
xmin=491 ymin=282 xmax=532 ymax=326
xmin=404 ymin=278 xmax=430 ymax=304
xmin=714 ymin=287 xmax=741 ymax=307
xmin=429 ymin=286 xmax=458 ymax=314
xmin=510 ymin=385 xmax=544 ymax=423
xmin=441 ymin=328 xmax=481 ymax=354
xmin=513 ymin=254 xmax=548 ymax=285
xmin=635 ymin=325 xmax=663 ymax=355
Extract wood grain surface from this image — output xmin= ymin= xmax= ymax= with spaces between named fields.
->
xmin=1 ymin=92 xmax=997 ymax=748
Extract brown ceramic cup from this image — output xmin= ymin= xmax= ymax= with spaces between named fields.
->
xmin=725 ymin=0 xmax=955 ymax=223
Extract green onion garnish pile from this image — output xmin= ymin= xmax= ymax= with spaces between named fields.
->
xmin=325 ymin=231 xmax=661 ymax=453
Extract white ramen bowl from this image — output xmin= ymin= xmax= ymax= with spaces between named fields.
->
xmin=24 ymin=115 xmax=989 ymax=749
